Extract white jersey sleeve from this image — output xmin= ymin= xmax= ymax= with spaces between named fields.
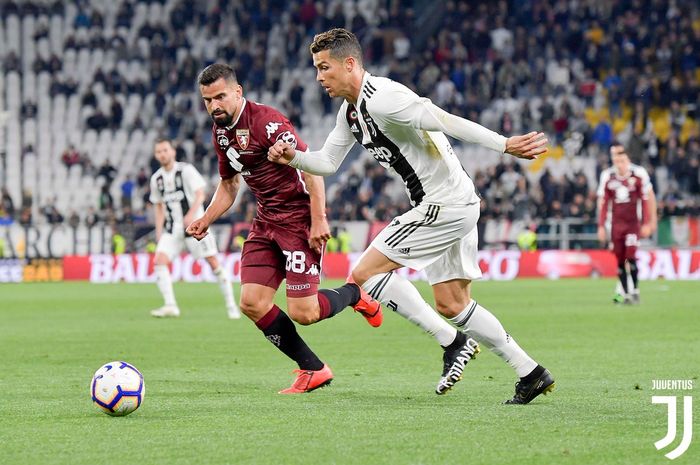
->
xmin=596 ymin=168 xmax=612 ymax=198
xmin=370 ymin=84 xmax=507 ymax=153
xmin=149 ymin=172 xmax=163 ymax=204
xmin=183 ymin=163 xmax=206 ymax=194
xmin=631 ymin=164 xmax=653 ymax=196
xmin=289 ymin=102 xmax=356 ymax=175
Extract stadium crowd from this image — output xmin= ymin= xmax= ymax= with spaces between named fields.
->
xmin=0 ymin=0 xmax=698 ymax=250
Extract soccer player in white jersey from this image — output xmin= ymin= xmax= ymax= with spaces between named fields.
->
xmin=149 ymin=139 xmax=240 ymax=319
xmin=268 ymin=28 xmax=554 ymax=403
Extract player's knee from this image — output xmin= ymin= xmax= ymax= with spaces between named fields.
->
xmin=350 ymin=267 xmax=371 ymax=286
xmin=154 ymin=253 xmax=170 ymax=266
xmin=239 ymin=297 xmax=266 ymax=319
xmin=287 ymin=304 xmax=319 ymax=325
xmin=435 ymin=299 xmax=469 ymax=318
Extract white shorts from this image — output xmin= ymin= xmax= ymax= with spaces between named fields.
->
xmin=156 ymin=231 xmax=219 ymax=261
xmin=370 ymin=203 xmax=482 ymax=285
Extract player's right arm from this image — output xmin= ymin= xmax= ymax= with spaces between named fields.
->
xmin=267 ymin=104 xmax=356 ymax=175
xmin=149 ymin=175 xmax=165 ymax=241
xmin=154 ymin=203 xmax=165 ymax=241
xmin=186 ymin=174 xmax=241 ymax=240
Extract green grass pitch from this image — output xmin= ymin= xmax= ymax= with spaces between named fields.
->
xmin=1 ymin=279 xmax=698 ymax=465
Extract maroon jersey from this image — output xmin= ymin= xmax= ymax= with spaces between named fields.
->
xmin=597 ymin=164 xmax=652 ymax=234
xmin=213 ymin=99 xmax=310 ymax=224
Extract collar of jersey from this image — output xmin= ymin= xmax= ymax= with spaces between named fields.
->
xmin=358 ymin=71 xmax=373 ymax=103
xmin=226 ymin=98 xmax=247 ymax=130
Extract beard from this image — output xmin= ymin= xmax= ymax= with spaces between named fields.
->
xmin=211 ymin=111 xmax=233 ymax=128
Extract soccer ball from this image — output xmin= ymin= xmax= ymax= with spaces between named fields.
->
xmin=91 ymin=361 xmax=145 ymax=416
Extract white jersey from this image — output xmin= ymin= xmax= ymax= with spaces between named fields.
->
xmin=290 ymin=72 xmax=508 ymax=207
xmin=149 ymin=162 xmax=206 ymax=234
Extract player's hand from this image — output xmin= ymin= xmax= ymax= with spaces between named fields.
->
xmin=505 ymin=132 xmax=548 ymax=160
xmin=183 ymin=212 xmax=194 ymax=229
xmin=309 ymin=216 xmax=331 ymax=254
xmin=267 ymin=141 xmax=296 ymax=165
xmin=640 ymin=223 xmax=652 ymax=238
xmin=597 ymin=225 xmax=607 ymax=244
xmin=186 ymin=217 xmax=210 ymax=241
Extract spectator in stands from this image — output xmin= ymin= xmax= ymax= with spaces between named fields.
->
xmin=121 ymin=176 xmax=135 ymax=208
xmin=98 ymin=185 xmax=114 ymax=211
xmin=61 ymin=145 xmax=81 ymax=168
xmin=1 ymin=188 xmax=15 ymax=219
xmin=97 ymin=161 xmax=117 ymax=186
xmin=85 ymin=207 xmax=99 ymax=228
xmin=41 ymin=199 xmax=64 ymax=224
xmin=67 ymin=210 xmax=80 ymax=229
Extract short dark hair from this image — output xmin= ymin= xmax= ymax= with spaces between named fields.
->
xmin=155 ymin=138 xmax=173 ymax=147
xmin=310 ymin=28 xmax=363 ymax=66
xmin=197 ymin=63 xmax=238 ymax=86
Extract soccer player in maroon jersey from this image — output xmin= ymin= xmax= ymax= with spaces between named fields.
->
xmin=186 ymin=64 xmax=381 ymax=394
xmin=597 ymin=142 xmax=657 ymax=304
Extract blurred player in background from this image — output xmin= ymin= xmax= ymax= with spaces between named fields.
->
xmin=187 ymin=64 xmax=380 ymax=394
xmin=597 ymin=142 xmax=657 ymax=304
xmin=269 ymin=28 xmax=554 ymax=404
xmin=149 ymin=139 xmax=240 ymax=319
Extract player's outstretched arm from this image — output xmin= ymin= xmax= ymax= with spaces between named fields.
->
xmin=268 ymin=108 xmax=356 ymax=176
xmin=388 ymin=90 xmax=548 ymax=158
xmin=504 ymin=132 xmax=549 ymax=160
xmin=186 ymin=174 xmax=241 ymax=240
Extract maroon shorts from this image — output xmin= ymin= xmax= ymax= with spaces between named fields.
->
xmin=241 ymin=219 xmax=322 ymax=298
xmin=611 ymin=228 xmax=639 ymax=264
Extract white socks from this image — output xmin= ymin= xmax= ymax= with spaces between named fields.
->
xmin=155 ymin=265 xmax=177 ymax=307
xmin=213 ymin=267 xmax=237 ymax=311
xmin=450 ymin=300 xmax=537 ymax=378
xmin=362 ymin=272 xmax=457 ymax=347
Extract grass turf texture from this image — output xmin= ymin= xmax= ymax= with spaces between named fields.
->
xmin=1 ymin=279 xmax=698 ymax=465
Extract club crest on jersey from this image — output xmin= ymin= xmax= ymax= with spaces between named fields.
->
xmin=217 ymin=134 xmax=229 ymax=147
xmin=236 ymin=129 xmax=250 ymax=150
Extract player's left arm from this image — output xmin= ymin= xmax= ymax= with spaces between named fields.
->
xmin=641 ymin=189 xmax=658 ymax=238
xmin=639 ymin=168 xmax=657 ymax=238
xmin=377 ymin=85 xmax=547 ymax=159
xmin=302 ymin=172 xmax=331 ymax=254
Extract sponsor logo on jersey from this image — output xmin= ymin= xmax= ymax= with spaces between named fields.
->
xmin=217 ymin=134 xmax=229 ymax=147
xmin=275 ymin=130 xmax=297 ymax=149
xmin=236 ymin=129 xmax=250 ymax=150
xmin=286 ymin=282 xmax=311 ymax=291
xmin=265 ymin=122 xmax=282 ymax=139
xmin=163 ymin=190 xmax=186 ymax=203
xmin=306 ymin=264 xmax=319 ymax=276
